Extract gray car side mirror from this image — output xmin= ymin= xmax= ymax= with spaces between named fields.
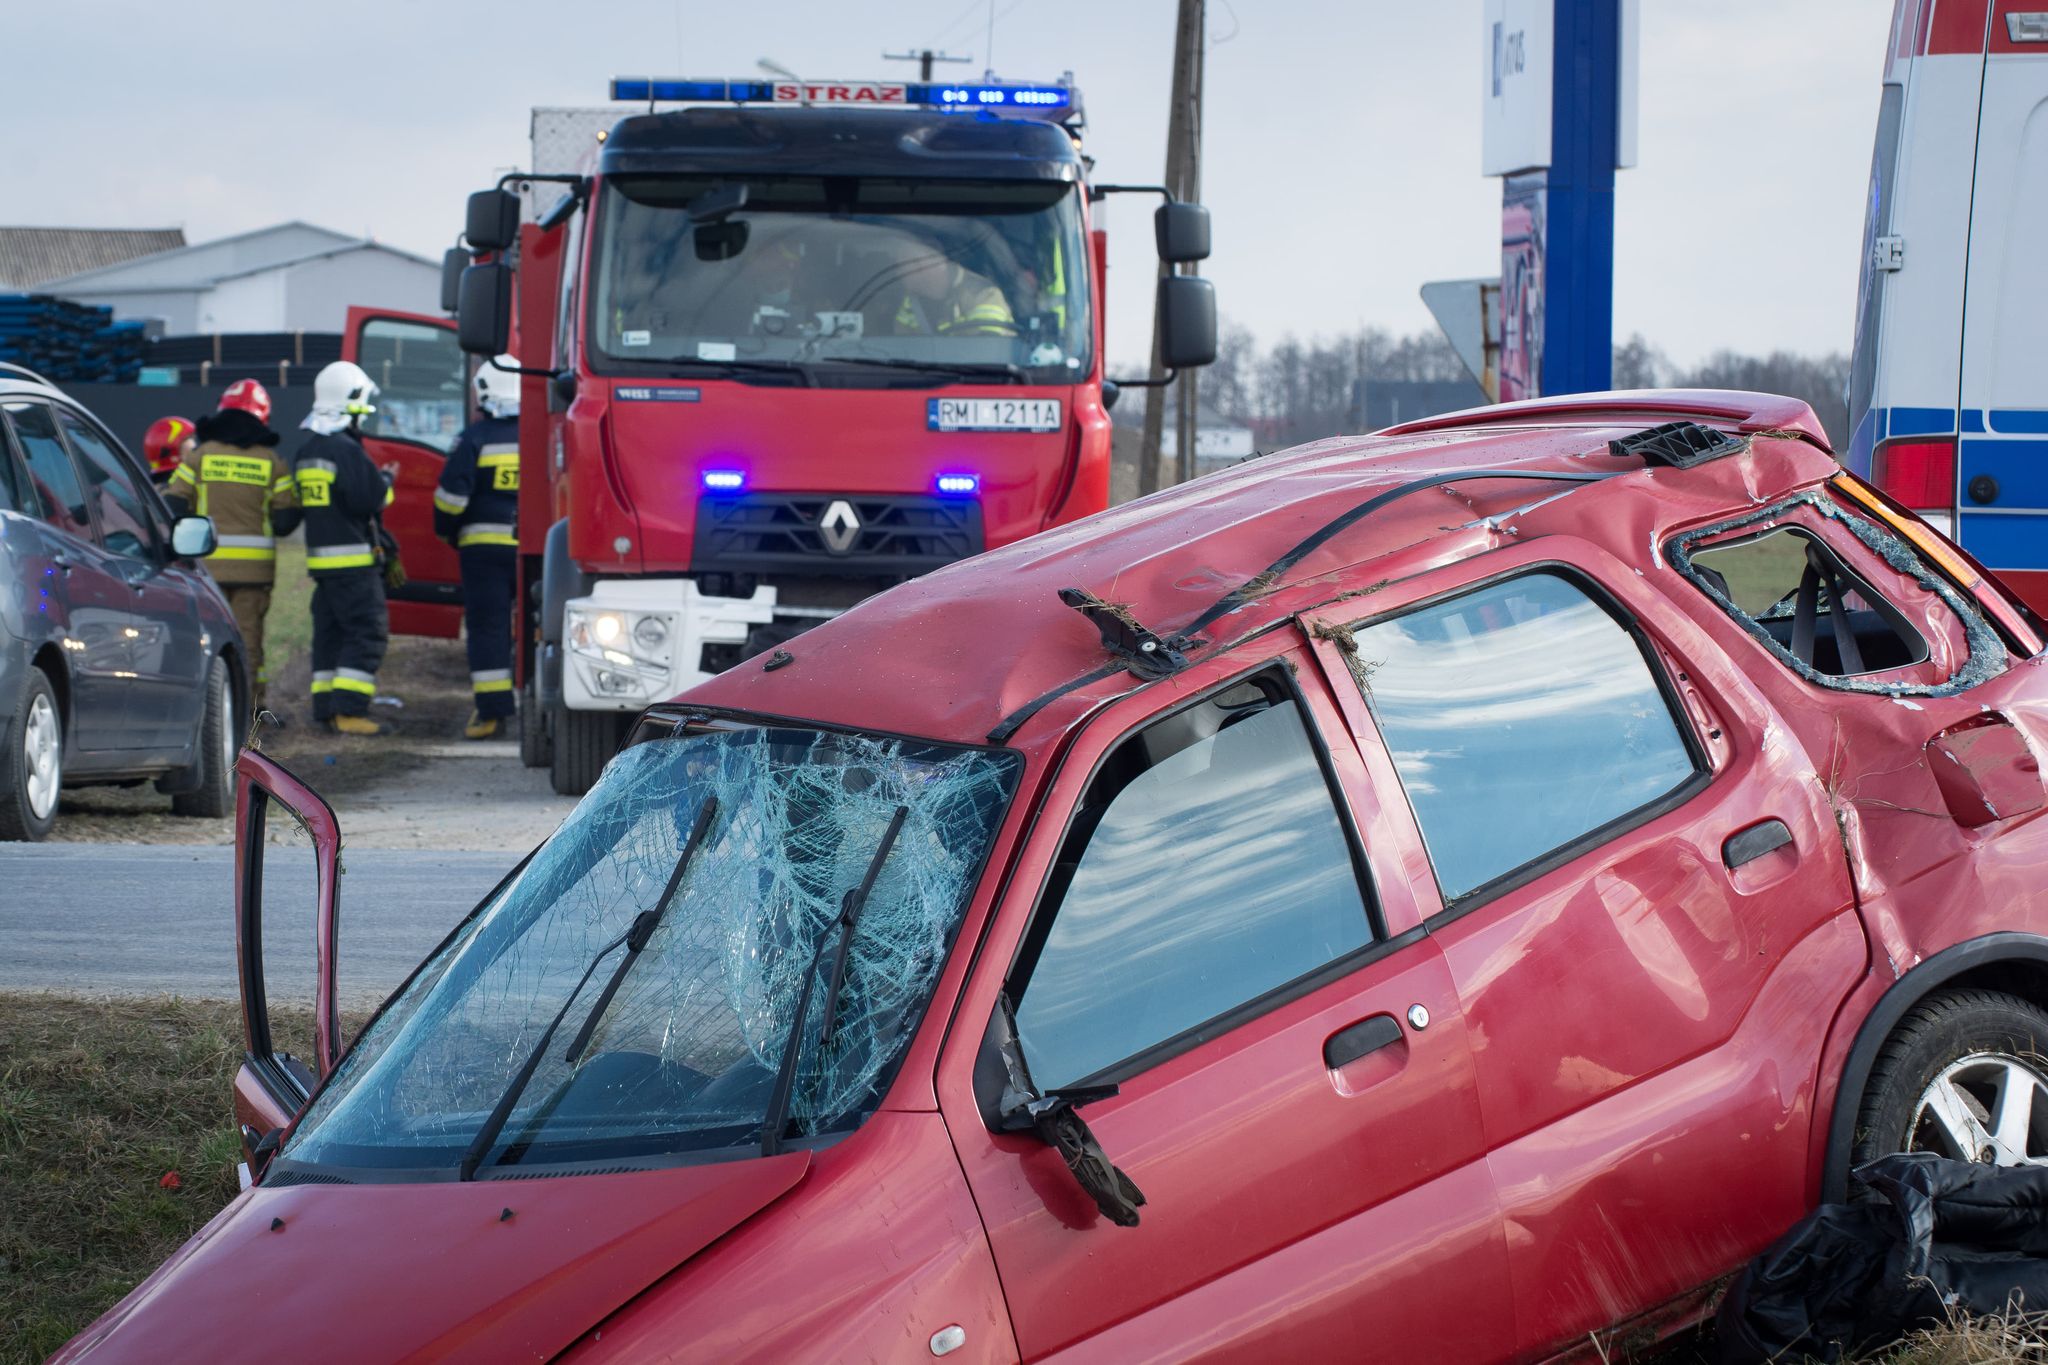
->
xmin=171 ymin=516 xmax=217 ymax=559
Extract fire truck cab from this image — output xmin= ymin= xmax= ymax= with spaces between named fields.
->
xmin=452 ymin=76 xmax=1217 ymax=793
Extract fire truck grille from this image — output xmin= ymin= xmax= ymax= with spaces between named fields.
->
xmin=691 ymin=493 xmax=985 ymax=580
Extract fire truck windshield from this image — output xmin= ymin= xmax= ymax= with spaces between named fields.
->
xmin=589 ymin=175 xmax=1091 ymax=383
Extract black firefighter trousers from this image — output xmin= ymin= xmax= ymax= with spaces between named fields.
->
xmin=310 ymin=569 xmax=388 ymax=720
xmin=460 ymin=544 xmax=517 ymax=720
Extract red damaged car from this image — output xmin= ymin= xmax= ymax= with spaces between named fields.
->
xmin=55 ymin=391 xmax=2048 ymax=1363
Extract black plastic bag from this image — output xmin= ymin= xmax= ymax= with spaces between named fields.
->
xmin=1719 ymin=1152 xmax=2048 ymax=1362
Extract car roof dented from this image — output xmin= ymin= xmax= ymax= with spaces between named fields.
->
xmin=679 ymin=389 xmax=1845 ymax=750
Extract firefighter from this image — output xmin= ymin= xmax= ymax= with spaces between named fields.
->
xmin=885 ymin=235 xmax=1017 ymax=338
xmin=163 ymin=380 xmax=293 ymax=712
xmin=434 ymin=357 xmax=522 ymax=740
xmin=271 ymin=361 xmax=394 ymax=736
xmin=141 ymin=415 xmax=197 ymax=488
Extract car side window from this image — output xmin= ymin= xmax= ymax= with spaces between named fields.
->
xmin=1010 ymin=671 xmax=1374 ymax=1091
xmin=56 ymin=408 xmax=155 ymax=560
xmin=1341 ymin=571 xmax=1701 ymax=906
xmin=1670 ymin=491 xmax=1997 ymax=694
xmin=2 ymin=401 xmax=93 ymax=540
xmin=0 ymin=417 xmax=28 ymax=513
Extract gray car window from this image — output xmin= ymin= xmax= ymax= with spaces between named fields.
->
xmin=0 ymin=420 xmax=27 ymax=513
xmin=2 ymin=401 xmax=92 ymax=539
xmin=56 ymin=408 xmax=154 ymax=560
xmin=1344 ymin=572 xmax=1700 ymax=903
xmin=1012 ymin=677 xmax=1372 ymax=1090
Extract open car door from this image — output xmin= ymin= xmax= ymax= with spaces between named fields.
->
xmin=343 ymin=305 xmax=468 ymax=639
xmin=231 ymin=745 xmax=342 ymax=1184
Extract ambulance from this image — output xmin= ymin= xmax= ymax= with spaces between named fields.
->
xmin=1847 ymin=0 xmax=2048 ymax=613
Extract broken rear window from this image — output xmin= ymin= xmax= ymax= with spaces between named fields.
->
xmin=1669 ymin=492 xmax=2006 ymax=697
xmin=276 ymin=724 xmax=1018 ymax=1178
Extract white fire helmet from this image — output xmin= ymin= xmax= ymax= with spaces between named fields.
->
xmin=301 ymin=361 xmax=379 ymax=434
xmin=475 ymin=357 xmax=521 ymax=419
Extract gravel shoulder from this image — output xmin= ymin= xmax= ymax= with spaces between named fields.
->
xmin=48 ymin=632 xmax=577 ymax=853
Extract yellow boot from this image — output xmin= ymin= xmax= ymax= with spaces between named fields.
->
xmin=464 ymin=712 xmax=506 ymax=741
xmin=327 ymin=714 xmax=394 ymax=738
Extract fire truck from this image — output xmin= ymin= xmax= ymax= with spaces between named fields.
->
xmin=434 ymin=74 xmax=1215 ymax=793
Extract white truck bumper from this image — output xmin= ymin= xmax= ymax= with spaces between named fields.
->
xmin=560 ymin=578 xmax=777 ymax=712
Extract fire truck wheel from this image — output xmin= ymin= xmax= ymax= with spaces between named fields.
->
xmin=519 ymin=670 xmax=551 ymax=770
xmin=549 ymin=704 xmax=623 ymax=797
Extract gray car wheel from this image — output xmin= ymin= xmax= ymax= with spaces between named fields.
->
xmin=0 ymin=669 xmax=63 ymax=841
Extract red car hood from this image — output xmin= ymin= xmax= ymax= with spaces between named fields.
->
xmin=53 ymin=1152 xmax=811 ymax=1364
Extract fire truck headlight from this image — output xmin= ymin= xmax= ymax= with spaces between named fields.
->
xmin=633 ymin=615 xmax=670 ymax=650
xmin=592 ymin=613 xmax=625 ymax=645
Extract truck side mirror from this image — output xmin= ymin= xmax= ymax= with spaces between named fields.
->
xmin=1156 ymin=275 xmax=1217 ymax=370
xmin=466 ymin=188 xmax=521 ymax=253
xmin=457 ymin=262 xmax=514 ymax=357
xmin=1155 ymin=202 xmax=1212 ymax=264
xmin=440 ymin=246 xmax=472 ymax=314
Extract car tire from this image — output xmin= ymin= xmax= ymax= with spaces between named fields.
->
xmin=1852 ymin=988 xmax=2048 ymax=1168
xmin=519 ymin=657 xmax=551 ymax=771
xmin=549 ymin=703 xmax=619 ymax=797
xmin=171 ymin=657 xmax=235 ymax=819
xmin=0 ymin=669 xmax=63 ymax=842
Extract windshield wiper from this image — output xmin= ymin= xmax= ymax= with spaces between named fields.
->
xmin=611 ymin=354 xmax=814 ymax=385
xmin=457 ymin=797 xmax=719 ymax=1181
xmin=758 ymin=804 xmax=910 ymax=1157
xmin=813 ymin=357 xmax=1029 ymax=384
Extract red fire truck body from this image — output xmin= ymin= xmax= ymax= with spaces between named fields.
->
xmin=451 ymin=77 xmax=1213 ymax=792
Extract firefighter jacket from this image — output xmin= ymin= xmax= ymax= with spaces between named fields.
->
xmin=271 ymin=429 xmax=392 ymax=578
xmin=163 ymin=410 xmax=294 ymax=586
xmin=432 ymin=415 xmax=520 ymax=549
xmin=892 ymin=268 xmax=1018 ymax=338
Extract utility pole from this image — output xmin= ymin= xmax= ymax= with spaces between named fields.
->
xmin=882 ymin=48 xmax=973 ymax=81
xmin=1139 ymin=0 xmax=1205 ymax=495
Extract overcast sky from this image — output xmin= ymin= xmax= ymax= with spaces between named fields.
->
xmin=0 ymin=1 xmax=1886 ymax=368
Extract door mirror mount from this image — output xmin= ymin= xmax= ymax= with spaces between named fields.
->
xmin=439 ymin=246 xmax=472 ymax=315
xmin=1156 ymin=275 xmax=1218 ymax=371
xmin=457 ymin=262 xmax=514 ymax=357
xmin=465 ymin=188 xmax=521 ymax=253
xmin=1155 ymin=202 xmax=1212 ymax=264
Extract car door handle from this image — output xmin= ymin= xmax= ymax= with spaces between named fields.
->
xmin=49 ymin=554 xmax=71 ymax=574
xmin=1723 ymin=819 xmax=1793 ymax=869
xmin=1324 ymin=1014 xmax=1404 ymax=1069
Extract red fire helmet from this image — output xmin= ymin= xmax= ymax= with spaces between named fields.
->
xmin=141 ymin=415 xmax=197 ymax=474
xmin=218 ymin=378 xmax=273 ymax=423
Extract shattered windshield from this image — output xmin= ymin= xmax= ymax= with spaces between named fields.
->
xmin=279 ymin=725 xmax=1018 ymax=1177
xmin=588 ymin=175 xmax=1091 ymax=382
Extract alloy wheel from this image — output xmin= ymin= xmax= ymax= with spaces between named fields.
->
xmin=23 ymin=691 xmax=60 ymax=820
xmin=1907 ymin=1051 xmax=2048 ymax=1165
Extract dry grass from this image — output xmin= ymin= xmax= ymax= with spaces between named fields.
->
xmin=1868 ymin=1304 xmax=2048 ymax=1364
xmin=0 ymin=995 xmax=249 ymax=1363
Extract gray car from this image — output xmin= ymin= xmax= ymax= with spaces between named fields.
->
xmin=0 ymin=364 xmax=244 ymax=840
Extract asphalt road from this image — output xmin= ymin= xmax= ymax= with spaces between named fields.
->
xmin=0 ymin=844 xmax=518 ymax=1006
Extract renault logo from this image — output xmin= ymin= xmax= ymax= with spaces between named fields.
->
xmin=818 ymin=499 xmax=862 ymax=554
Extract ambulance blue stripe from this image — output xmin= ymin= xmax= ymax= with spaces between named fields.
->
xmin=1961 ymin=439 xmax=2048 ymax=507
xmin=1990 ymin=410 xmax=2048 ymax=435
xmin=1955 ymin=511 xmax=2048 ymax=572
xmin=1887 ymin=407 xmax=1955 ymax=436
xmin=1962 ymin=409 xmax=1987 ymax=433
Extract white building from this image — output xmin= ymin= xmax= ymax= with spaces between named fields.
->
xmin=40 ymin=222 xmax=441 ymax=334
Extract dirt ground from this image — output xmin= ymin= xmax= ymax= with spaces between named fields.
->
xmin=49 ymin=547 xmax=576 ymax=852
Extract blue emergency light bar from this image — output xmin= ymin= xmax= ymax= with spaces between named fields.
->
xmin=610 ymin=77 xmax=1074 ymax=115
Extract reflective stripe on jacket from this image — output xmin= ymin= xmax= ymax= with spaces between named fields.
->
xmin=434 ymin=417 xmax=521 ymax=550
xmin=166 ymin=438 xmax=294 ymax=585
